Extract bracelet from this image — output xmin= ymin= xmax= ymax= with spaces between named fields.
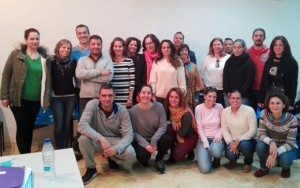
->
xmin=128 ymin=96 xmax=132 ymax=100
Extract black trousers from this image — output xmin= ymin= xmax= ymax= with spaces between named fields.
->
xmin=10 ymin=100 xmax=40 ymax=154
xmin=132 ymin=134 xmax=172 ymax=164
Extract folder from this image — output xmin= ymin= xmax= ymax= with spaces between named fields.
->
xmin=0 ymin=166 xmax=25 ymax=188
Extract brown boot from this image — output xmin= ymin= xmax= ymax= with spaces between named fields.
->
xmin=281 ymin=168 xmax=291 ymax=178
xmin=254 ymin=168 xmax=269 ymax=178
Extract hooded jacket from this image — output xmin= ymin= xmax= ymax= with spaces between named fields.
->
xmin=0 ymin=43 xmax=51 ymax=108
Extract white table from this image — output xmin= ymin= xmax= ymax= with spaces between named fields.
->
xmin=0 ymin=148 xmax=84 ymax=188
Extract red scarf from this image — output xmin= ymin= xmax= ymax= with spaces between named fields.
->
xmin=144 ymin=50 xmax=158 ymax=84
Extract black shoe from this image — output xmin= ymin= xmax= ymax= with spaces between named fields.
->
xmin=82 ymin=167 xmax=97 ymax=185
xmin=225 ymin=160 xmax=237 ymax=169
xmin=186 ymin=151 xmax=195 ymax=161
xmin=75 ymin=153 xmax=83 ymax=161
xmin=166 ymin=156 xmax=176 ymax=165
xmin=108 ymin=157 xmax=120 ymax=172
xmin=141 ymin=162 xmax=149 ymax=167
xmin=156 ymin=160 xmax=165 ymax=174
xmin=212 ymin=158 xmax=221 ymax=168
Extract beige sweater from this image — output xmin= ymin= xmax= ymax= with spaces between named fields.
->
xmin=221 ymin=104 xmax=257 ymax=144
xmin=149 ymin=58 xmax=186 ymax=98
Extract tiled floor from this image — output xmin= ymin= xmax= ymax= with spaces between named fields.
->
xmin=2 ymin=125 xmax=300 ymax=188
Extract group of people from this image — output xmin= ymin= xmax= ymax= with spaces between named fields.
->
xmin=0 ymin=25 xmax=299 ymax=185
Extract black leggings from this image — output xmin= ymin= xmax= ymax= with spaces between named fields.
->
xmin=132 ymin=134 xmax=172 ymax=164
xmin=11 ymin=100 xmax=40 ymax=154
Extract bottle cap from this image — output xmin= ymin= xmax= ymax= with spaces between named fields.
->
xmin=44 ymin=138 xmax=51 ymax=143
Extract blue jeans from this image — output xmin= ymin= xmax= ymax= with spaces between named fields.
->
xmin=256 ymin=141 xmax=298 ymax=170
xmin=225 ymin=139 xmax=256 ymax=165
xmin=79 ymin=98 xmax=94 ymax=120
xmin=297 ymin=130 xmax=300 ymax=158
xmin=51 ymin=96 xmax=76 ymax=149
xmin=196 ymin=139 xmax=224 ymax=173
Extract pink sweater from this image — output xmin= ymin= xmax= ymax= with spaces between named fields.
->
xmin=195 ymin=103 xmax=223 ymax=148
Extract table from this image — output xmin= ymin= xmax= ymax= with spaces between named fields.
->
xmin=0 ymin=148 xmax=84 ymax=188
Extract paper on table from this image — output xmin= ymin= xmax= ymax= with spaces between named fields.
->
xmin=0 ymin=158 xmax=14 ymax=167
xmin=21 ymin=167 xmax=33 ymax=188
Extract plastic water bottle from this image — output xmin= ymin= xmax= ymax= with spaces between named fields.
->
xmin=42 ymin=138 xmax=56 ymax=180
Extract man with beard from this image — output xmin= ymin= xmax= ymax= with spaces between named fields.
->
xmin=248 ymin=28 xmax=270 ymax=111
xmin=223 ymin=38 xmax=234 ymax=55
xmin=74 ymin=35 xmax=114 ymax=160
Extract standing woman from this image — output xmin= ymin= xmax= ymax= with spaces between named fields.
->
xmin=255 ymin=93 xmax=298 ymax=178
xmin=149 ymin=39 xmax=186 ymax=104
xmin=165 ymin=88 xmax=198 ymax=164
xmin=142 ymin=34 xmax=160 ymax=84
xmin=0 ymin=28 xmax=51 ymax=154
xmin=195 ymin=87 xmax=224 ymax=174
xmin=47 ymin=39 xmax=77 ymax=149
xmin=178 ymin=44 xmax=204 ymax=109
xmin=110 ymin=37 xmax=135 ymax=108
xmin=201 ymin=38 xmax=230 ymax=107
xmin=130 ymin=85 xmax=172 ymax=174
xmin=223 ymin=39 xmax=254 ymax=106
xmin=259 ymin=36 xmax=298 ymax=110
xmin=125 ymin=37 xmax=146 ymax=104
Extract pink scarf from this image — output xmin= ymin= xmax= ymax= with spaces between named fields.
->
xmin=144 ymin=50 xmax=158 ymax=84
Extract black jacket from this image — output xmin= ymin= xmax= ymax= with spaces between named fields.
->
xmin=223 ymin=53 xmax=254 ymax=97
xmin=259 ymin=57 xmax=298 ymax=105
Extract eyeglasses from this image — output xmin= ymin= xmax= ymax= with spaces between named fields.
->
xmin=229 ymin=97 xmax=241 ymax=100
xmin=145 ymin=42 xmax=154 ymax=46
xmin=215 ymin=59 xmax=220 ymax=68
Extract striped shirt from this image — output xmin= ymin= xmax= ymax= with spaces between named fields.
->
xmin=111 ymin=58 xmax=135 ymax=105
xmin=258 ymin=109 xmax=298 ymax=156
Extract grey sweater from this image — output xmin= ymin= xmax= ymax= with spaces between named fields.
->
xmin=78 ymin=99 xmax=133 ymax=154
xmin=129 ymin=102 xmax=167 ymax=148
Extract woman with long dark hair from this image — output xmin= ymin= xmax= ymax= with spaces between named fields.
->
xmin=165 ymin=87 xmax=198 ymax=164
xmin=259 ymin=36 xmax=298 ymax=110
xmin=125 ymin=37 xmax=146 ymax=104
xmin=142 ymin=34 xmax=160 ymax=84
xmin=130 ymin=85 xmax=172 ymax=174
xmin=149 ymin=39 xmax=186 ymax=104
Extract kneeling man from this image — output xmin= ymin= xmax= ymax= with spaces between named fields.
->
xmin=78 ymin=83 xmax=135 ymax=185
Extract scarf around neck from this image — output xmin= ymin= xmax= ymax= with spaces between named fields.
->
xmin=144 ymin=50 xmax=158 ymax=84
xmin=169 ymin=106 xmax=198 ymax=133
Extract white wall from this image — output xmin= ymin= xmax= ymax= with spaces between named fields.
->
xmin=1 ymin=0 xmax=300 ymax=144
